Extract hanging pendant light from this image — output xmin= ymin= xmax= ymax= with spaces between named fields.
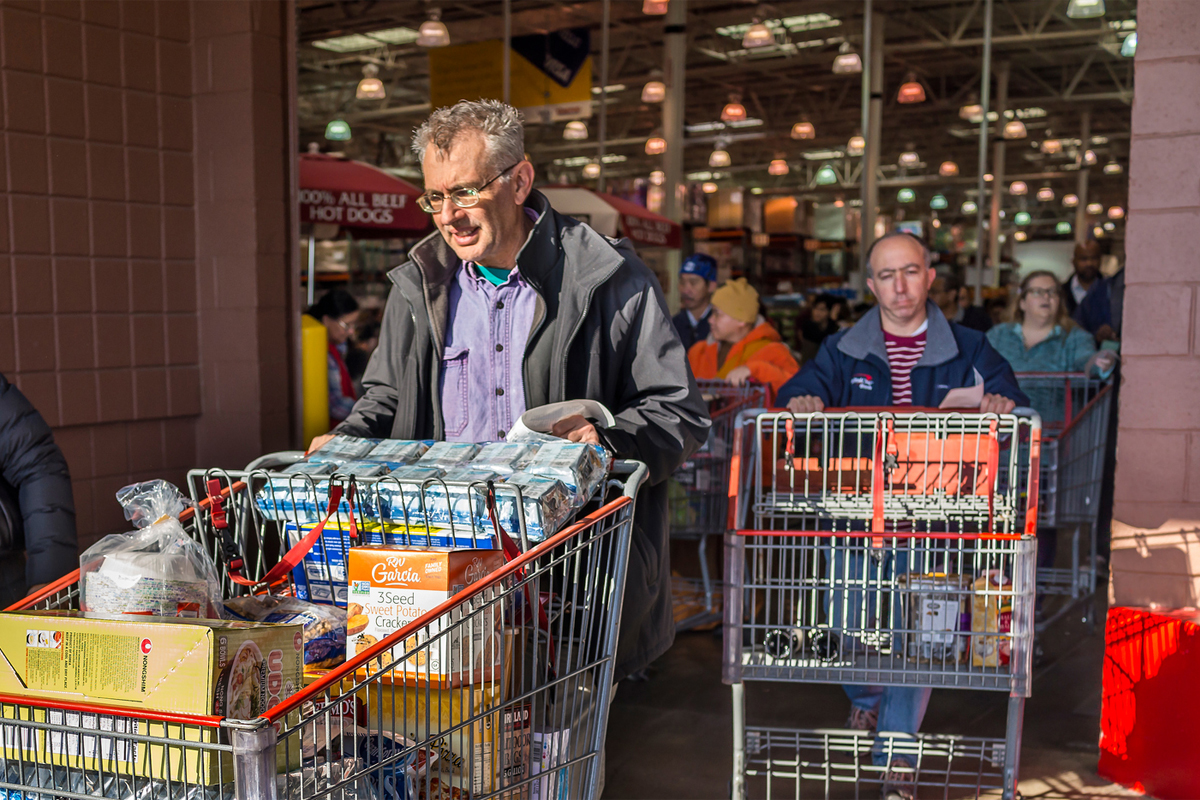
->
xmin=1056 ymin=221 xmax=1073 ymax=235
xmin=791 ymin=120 xmax=816 ymax=140
xmin=645 ymin=136 xmax=666 ymax=155
xmin=959 ymin=99 xmax=983 ymax=121
xmin=642 ymin=0 xmax=669 ymax=14
xmin=1009 ymin=180 xmax=1028 ymax=196
xmin=356 ymin=63 xmax=386 ymax=99
xmin=896 ymin=73 xmax=926 ymax=104
xmin=846 ymin=134 xmax=865 ymax=156
xmin=742 ymin=20 xmax=774 ymax=49
xmin=1107 ymin=206 xmax=1125 ymax=220
xmin=1014 ymin=230 xmax=1028 ymax=242
xmin=1066 ymin=0 xmax=1105 ymax=19
xmin=939 ymin=161 xmax=959 ymax=177
xmin=563 ymin=120 xmax=588 ymax=140
xmin=897 ymin=188 xmax=916 ymax=203
xmin=768 ymin=159 xmax=789 ymax=176
xmin=582 ymin=162 xmax=601 ymax=179
xmin=1121 ymin=32 xmax=1137 ymax=57
xmin=930 ymin=194 xmax=948 ymax=210
xmin=324 ymin=119 xmax=351 ymax=141
xmin=1104 ymin=160 xmax=1123 ymax=175
xmin=962 ymin=200 xmax=978 ymax=214
xmin=720 ymin=94 xmax=747 ymax=123
xmin=832 ymin=41 xmax=863 ymax=74
xmin=709 ymin=147 xmax=731 ymax=168
xmin=649 ymin=170 xmax=665 ymax=186
xmin=815 ymin=165 xmax=838 ymax=185
xmin=898 ymin=150 xmax=920 ymax=168
xmin=1086 ymin=202 xmax=1104 ymax=215
xmin=417 ymin=9 xmax=451 ymax=47
xmin=984 ymin=173 xmax=994 ymax=182
xmin=1003 ymin=119 xmax=1027 ymax=139
xmin=1103 ymin=221 xmax=1116 ymax=231
xmin=641 ymin=80 xmax=666 ymax=103
xmin=1083 ymin=149 xmax=1098 ymax=166
xmin=1062 ymin=193 xmax=1079 ymax=208
xmin=1014 ymin=211 xmax=1032 ymax=225
xmin=1037 ymin=185 xmax=1055 ymax=202
xmin=702 ymin=181 xmax=719 ymax=194
xmin=1041 ymin=139 xmax=1063 ymax=155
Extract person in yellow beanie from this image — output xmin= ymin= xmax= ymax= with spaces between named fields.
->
xmin=687 ymin=278 xmax=800 ymax=400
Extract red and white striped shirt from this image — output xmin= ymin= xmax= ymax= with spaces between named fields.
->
xmin=883 ymin=321 xmax=928 ymax=405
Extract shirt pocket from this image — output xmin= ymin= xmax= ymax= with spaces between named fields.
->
xmin=440 ymin=345 xmax=470 ymax=438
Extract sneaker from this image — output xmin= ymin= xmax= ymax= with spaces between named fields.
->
xmin=846 ymin=705 xmax=878 ymax=732
xmin=880 ymin=759 xmax=915 ymax=800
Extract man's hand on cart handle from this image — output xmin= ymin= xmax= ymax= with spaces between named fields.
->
xmin=725 ymin=366 xmax=753 ymax=387
xmin=307 ymin=433 xmax=335 ymax=455
xmin=980 ymin=393 xmax=1017 ymax=414
xmin=786 ymin=395 xmax=825 ymax=414
xmin=550 ymin=414 xmax=602 ymax=445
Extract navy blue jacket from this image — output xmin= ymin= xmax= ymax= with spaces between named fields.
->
xmin=776 ymin=302 xmax=1029 ymax=408
xmin=672 ymin=306 xmax=711 ymax=353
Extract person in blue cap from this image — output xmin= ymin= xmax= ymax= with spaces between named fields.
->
xmin=673 ymin=252 xmax=719 ymax=351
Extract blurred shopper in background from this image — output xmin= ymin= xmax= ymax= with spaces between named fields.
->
xmin=345 ymin=319 xmax=381 ymax=398
xmin=0 ymin=374 xmax=77 ymax=606
xmin=307 ymin=289 xmax=360 ymax=427
xmin=774 ymin=232 xmax=1027 ymax=798
xmin=1075 ymin=266 xmax=1124 ymax=343
xmin=797 ymin=293 xmax=839 ymax=362
xmin=688 ymin=278 xmax=799 ymax=398
xmin=673 ymin=253 xmax=718 ymax=351
xmin=1062 ymin=240 xmax=1103 ymax=317
xmin=929 ymin=270 xmax=992 ymax=332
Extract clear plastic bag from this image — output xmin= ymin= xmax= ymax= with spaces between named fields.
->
xmin=80 ymin=480 xmax=224 ymax=619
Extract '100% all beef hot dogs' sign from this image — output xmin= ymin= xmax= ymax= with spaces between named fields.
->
xmin=300 ymin=190 xmax=411 ymax=227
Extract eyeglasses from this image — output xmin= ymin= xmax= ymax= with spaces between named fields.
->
xmin=336 ymin=319 xmax=353 ymax=332
xmin=417 ymin=162 xmax=522 ymax=213
xmin=1022 ymin=287 xmax=1058 ymax=299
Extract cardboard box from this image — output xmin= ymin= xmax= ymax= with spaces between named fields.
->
xmin=0 ymin=611 xmax=304 ymax=783
xmin=346 ymin=545 xmax=506 ymax=686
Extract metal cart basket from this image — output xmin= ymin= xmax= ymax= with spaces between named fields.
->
xmin=724 ymin=409 xmax=1040 ymax=800
xmin=0 ymin=457 xmax=647 ymax=800
xmin=669 ymin=380 xmax=769 ymax=631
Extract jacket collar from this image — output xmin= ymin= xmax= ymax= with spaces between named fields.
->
xmin=837 ymin=300 xmax=959 ymax=367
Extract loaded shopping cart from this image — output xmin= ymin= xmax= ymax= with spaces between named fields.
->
xmin=1013 ymin=373 xmax=1113 ymax=630
xmin=669 ymin=380 xmax=769 ymax=631
xmin=0 ymin=454 xmax=647 ymax=800
xmin=724 ymin=409 xmax=1040 ymax=800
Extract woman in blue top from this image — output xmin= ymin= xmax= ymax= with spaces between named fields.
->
xmin=986 ymin=270 xmax=1117 ymax=424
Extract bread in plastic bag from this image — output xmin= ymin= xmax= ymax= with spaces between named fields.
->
xmin=80 ymin=480 xmax=224 ymax=619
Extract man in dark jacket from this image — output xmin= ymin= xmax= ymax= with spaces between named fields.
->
xmin=0 ymin=374 xmax=77 ymax=606
xmin=774 ymin=232 xmax=1026 ymax=797
xmin=310 ymin=100 xmax=710 ymax=687
xmin=672 ymin=252 xmax=718 ymax=351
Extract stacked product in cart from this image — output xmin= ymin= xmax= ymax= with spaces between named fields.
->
xmin=723 ymin=409 xmax=1040 ymax=800
xmin=0 ymin=436 xmax=647 ymax=800
xmin=669 ymin=380 xmax=769 ymax=631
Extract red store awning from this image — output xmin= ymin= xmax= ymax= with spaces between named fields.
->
xmin=298 ymin=153 xmax=429 ymax=234
xmin=539 ymin=186 xmax=682 ymax=249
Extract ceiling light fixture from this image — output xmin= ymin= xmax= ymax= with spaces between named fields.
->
xmin=1014 ymin=211 xmax=1032 ymax=225
xmin=1014 ymin=230 xmax=1028 ymax=242
xmin=930 ymin=194 xmax=948 ymax=210
xmin=563 ymin=120 xmax=588 ymax=140
xmin=324 ymin=119 xmax=351 ymax=141
xmin=1121 ymin=32 xmax=1137 ymax=57
xmin=897 ymin=73 xmax=926 ymax=104
xmin=815 ymin=164 xmax=838 ymax=185
xmin=1107 ymin=205 xmax=1125 ymax=219
xmin=1041 ymin=139 xmax=1063 ymax=155
xmin=832 ymin=41 xmax=863 ymax=74
xmin=709 ymin=148 xmax=732 ymax=168
xmin=1066 ymin=0 xmax=1105 ymax=19
xmin=649 ymin=170 xmax=665 ymax=185
xmin=1062 ymin=193 xmax=1079 ymax=208
xmin=791 ymin=120 xmax=816 ymax=140
xmin=897 ymin=188 xmax=916 ymax=203
xmin=898 ymin=150 xmax=920 ymax=168
xmin=960 ymin=100 xmax=983 ymax=121
xmin=1103 ymin=221 xmax=1116 ymax=230
xmin=1056 ymin=221 xmax=1073 ymax=235
xmin=642 ymin=0 xmax=669 ymax=14
xmin=1084 ymin=149 xmax=1098 ymax=166
xmin=720 ymin=94 xmax=747 ymax=123
xmin=1009 ymin=180 xmax=1028 ymax=196
xmin=641 ymin=80 xmax=666 ymax=103
xmin=939 ymin=161 xmax=959 ymax=177
xmin=1104 ymin=160 xmax=1123 ymax=175
xmin=847 ymin=134 xmax=865 ymax=156
xmin=962 ymin=200 xmax=978 ymax=214
xmin=984 ymin=173 xmax=994 ymax=182
xmin=1037 ymin=186 xmax=1055 ymax=202
xmin=1003 ymin=119 xmax=1027 ymax=139
xmin=356 ymin=63 xmax=386 ymax=99
xmin=417 ymin=9 xmax=451 ymax=47
xmin=742 ymin=20 xmax=775 ymax=49
xmin=768 ymin=158 xmax=789 ymax=176
xmin=582 ymin=162 xmax=601 ymax=179
xmin=702 ymin=181 xmax=719 ymax=194
xmin=645 ymin=136 xmax=666 ymax=155
xmin=1087 ymin=202 xmax=1104 ymax=215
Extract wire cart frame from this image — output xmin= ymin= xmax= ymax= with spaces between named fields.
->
xmin=670 ymin=380 xmax=769 ymax=632
xmin=0 ymin=457 xmax=647 ymax=800
xmin=723 ymin=409 xmax=1040 ymax=800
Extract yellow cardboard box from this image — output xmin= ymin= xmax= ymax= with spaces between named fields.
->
xmin=0 ymin=611 xmax=304 ymax=784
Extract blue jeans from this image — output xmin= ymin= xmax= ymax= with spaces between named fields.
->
xmin=825 ymin=540 xmax=934 ymax=767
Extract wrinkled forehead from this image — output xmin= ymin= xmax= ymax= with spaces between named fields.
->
xmin=421 ymin=131 xmax=491 ymax=191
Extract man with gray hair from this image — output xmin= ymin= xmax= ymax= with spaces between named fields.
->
xmin=313 ymin=97 xmax=710 ymax=743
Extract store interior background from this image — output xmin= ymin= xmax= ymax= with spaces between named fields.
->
xmin=2 ymin=0 xmax=1199 ymax=792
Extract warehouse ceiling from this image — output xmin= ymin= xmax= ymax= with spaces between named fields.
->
xmin=296 ymin=0 xmax=1135 ymax=216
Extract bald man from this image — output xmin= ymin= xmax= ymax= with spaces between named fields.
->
xmin=1063 ymin=240 xmax=1102 ymax=316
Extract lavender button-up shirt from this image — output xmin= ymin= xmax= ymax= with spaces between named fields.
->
xmin=439 ymin=261 xmax=538 ymax=442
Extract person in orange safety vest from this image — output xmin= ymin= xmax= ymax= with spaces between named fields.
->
xmin=687 ymin=278 xmax=800 ymax=402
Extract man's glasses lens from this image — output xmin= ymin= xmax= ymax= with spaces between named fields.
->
xmin=1024 ymin=288 xmax=1056 ymax=298
xmin=417 ymin=188 xmax=481 ymax=213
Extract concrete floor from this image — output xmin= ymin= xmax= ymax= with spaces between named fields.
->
xmin=604 ymin=597 xmax=1142 ymax=800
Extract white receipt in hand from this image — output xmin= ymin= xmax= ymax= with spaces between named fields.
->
xmin=938 ymin=370 xmax=985 ymax=409
xmin=508 ymin=400 xmax=616 ymax=441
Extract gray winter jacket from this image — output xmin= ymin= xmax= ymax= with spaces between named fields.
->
xmin=335 ymin=189 xmax=711 ymax=680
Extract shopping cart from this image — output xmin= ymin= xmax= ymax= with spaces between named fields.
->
xmin=669 ymin=380 xmax=769 ymax=631
xmin=1013 ymin=373 xmax=1110 ymax=629
xmin=723 ymin=409 xmax=1040 ymax=800
xmin=0 ymin=456 xmax=647 ymax=800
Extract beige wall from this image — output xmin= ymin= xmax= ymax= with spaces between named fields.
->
xmin=1109 ymin=0 xmax=1200 ymax=608
xmin=0 ymin=0 xmax=296 ymax=550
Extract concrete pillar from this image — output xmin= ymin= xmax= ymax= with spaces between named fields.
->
xmin=661 ymin=0 xmax=687 ymax=312
xmin=860 ymin=9 xmax=884 ymax=279
xmin=988 ymin=62 xmax=1009 ymax=284
xmin=1075 ymin=110 xmax=1091 ymax=244
xmin=1109 ymin=0 xmax=1200 ymax=608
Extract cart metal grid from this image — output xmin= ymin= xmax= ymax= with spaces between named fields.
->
xmin=1 ymin=459 xmax=647 ymax=800
xmin=670 ymin=379 xmax=769 ymax=631
xmin=723 ymin=409 xmax=1040 ymax=800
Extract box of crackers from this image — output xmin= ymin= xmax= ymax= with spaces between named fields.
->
xmin=346 ymin=545 xmax=506 ymax=687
